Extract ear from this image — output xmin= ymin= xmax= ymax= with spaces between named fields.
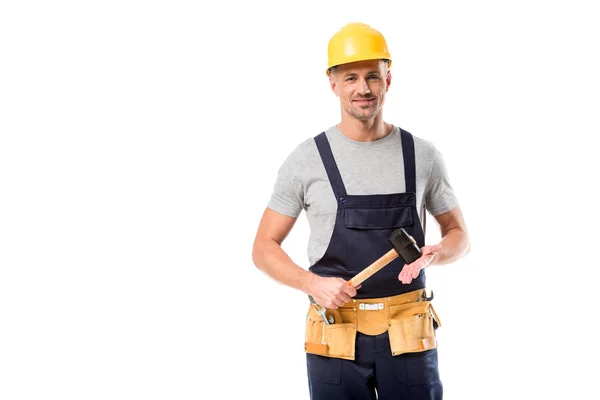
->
xmin=385 ymin=70 xmax=392 ymax=92
xmin=329 ymin=75 xmax=340 ymax=96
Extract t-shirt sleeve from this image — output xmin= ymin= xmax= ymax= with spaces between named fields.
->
xmin=424 ymin=146 xmax=459 ymax=216
xmin=267 ymin=147 xmax=305 ymax=218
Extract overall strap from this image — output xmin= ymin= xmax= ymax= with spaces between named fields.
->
xmin=314 ymin=132 xmax=348 ymax=200
xmin=400 ymin=128 xmax=416 ymax=194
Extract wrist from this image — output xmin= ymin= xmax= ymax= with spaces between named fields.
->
xmin=301 ymin=271 xmax=318 ymax=294
xmin=429 ymin=251 xmax=441 ymax=267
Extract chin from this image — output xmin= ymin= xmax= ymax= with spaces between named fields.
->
xmin=344 ymin=106 xmax=376 ymax=121
xmin=353 ymin=111 xmax=376 ymax=120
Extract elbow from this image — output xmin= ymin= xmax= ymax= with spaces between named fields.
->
xmin=252 ymin=239 xmax=266 ymax=271
xmin=463 ymin=234 xmax=471 ymax=257
xmin=252 ymin=242 xmax=261 ymax=268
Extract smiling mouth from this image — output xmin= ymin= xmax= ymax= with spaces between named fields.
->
xmin=353 ymin=98 xmax=375 ymax=105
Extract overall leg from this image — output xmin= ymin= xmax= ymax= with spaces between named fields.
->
xmin=374 ymin=332 xmax=443 ymax=400
xmin=307 ymin=333 xmax=377 ymax=400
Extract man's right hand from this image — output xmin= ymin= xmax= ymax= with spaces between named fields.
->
xmin=306 ymin=276 xmax=361 ymax=309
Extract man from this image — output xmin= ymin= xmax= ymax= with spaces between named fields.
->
xmin=252 ymin=22 xmax=470 ymax=400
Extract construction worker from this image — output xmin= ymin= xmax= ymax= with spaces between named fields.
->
xmin=252 ymin=22 xmax=470 ymax=400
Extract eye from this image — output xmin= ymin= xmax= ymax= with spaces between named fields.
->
xmin=368 ymin=75 xmax=380 ymax=80
xmin=346 ymin=77 xmax=356 ymax=82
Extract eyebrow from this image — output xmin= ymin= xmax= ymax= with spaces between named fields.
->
xmin=343 ymin=70 xmax=381 ymax=77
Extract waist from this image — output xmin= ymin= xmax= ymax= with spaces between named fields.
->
xmin=309 ymin=268 xmax=427 ymax=299
xmin=306 ymin=287 xmax=438 ymax=337
xmin=339 ymin=288 xmax=430 ymax=309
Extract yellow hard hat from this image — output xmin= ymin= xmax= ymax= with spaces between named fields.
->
xmin=326 ymin=22 xmax=392 ymax=75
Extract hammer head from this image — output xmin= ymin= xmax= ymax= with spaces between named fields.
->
xmin=388 ymin=228 xmax=422 ymax=264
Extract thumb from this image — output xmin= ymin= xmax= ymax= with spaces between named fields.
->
xmin=422 ymin=244 xmax=443 ymax=255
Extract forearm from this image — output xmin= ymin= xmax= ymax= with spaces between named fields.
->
xmin=431 ymin=227 xmax=470 ymax=266
xmin=252 ymin=237 xmax=315 ymax=294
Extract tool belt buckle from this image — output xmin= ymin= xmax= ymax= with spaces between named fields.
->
xmin=359 ymin=302 xmax=384 ymax=311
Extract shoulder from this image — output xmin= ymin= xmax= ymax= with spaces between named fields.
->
xmin=276 ymin=134 xmax=321 ymax=172
xmin=400 ymin=127 xmax=439 ymax=161
xmin=295 ymin=135 xmax=320 ymax=158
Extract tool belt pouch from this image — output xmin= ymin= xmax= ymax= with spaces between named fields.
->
xmin=388 ymin=300 xmax=442 ymax=356
xmin=304 ymin=306 xmax=357 ymax=360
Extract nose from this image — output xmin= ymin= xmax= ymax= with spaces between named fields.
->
xmin=357 ymin=77 xmax=371 ymax=95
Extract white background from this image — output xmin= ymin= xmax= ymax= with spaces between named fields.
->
xmin=1 ymin=1 xmax=599 ymax=399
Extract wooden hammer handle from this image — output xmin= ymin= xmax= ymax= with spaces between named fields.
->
xmin=348 ymin=248 xmax=399 ymax=287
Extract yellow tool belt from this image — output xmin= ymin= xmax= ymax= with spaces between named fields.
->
xmin=304 ymin=288 xmax=442 ymax=361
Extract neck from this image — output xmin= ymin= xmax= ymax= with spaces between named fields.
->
xmin=337 ymin=114 xmax=392 ymax=142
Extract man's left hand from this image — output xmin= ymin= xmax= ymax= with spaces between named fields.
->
xmin=398 ymin=244 xmax=443 ymax=284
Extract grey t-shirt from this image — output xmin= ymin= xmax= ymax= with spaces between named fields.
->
xmin=267 ymin=124 xmax=459 ymax=267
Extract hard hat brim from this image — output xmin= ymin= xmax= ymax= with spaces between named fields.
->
xmin=327 ymin=55 xmax=392 ymax=75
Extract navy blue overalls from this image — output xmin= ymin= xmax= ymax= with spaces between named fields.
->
xmin=306 ymin=129 xmax=442 ymax=400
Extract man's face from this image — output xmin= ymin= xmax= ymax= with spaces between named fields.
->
xmin=329 ymin=60 xmax=391 ymax=121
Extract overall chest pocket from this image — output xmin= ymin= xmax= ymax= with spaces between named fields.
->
xmin=344 ymin=205 xmax=413 ymax=230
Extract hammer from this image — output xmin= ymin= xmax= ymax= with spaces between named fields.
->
xmin=348 ymin=227 xmax=422 ymax=287
xmin=307 ymin=228 xmax=422 ymax=320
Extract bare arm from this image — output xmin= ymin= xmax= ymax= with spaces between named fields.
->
xmin=430 ymin=205 xmax=470 ymax=266
xmin=251 ymin=207 xmax=315 ymax=293
xmin=398 ymin=205 xmax=471 ymax=284
xmin=251 ymin=207 xmax=357 ymax=308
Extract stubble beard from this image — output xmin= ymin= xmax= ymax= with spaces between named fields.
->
xmin=346 ymin=103 xmax=379 ymax=121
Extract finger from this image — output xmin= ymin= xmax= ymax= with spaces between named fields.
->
xmin=325 ymin=296 xmax=340 ymax=309
xmin=333 ymin=297 xmax=345 ymax=307
xmin=400 ymin=268 xmax=409 ymax=284
xmin=422 ymin=244 xmax=443 ymax=255
xmin=342 ymin=283 xmax=358 ymax=297
xmin=338 ymin=290 xmax=352 ymax=303
xmin=402 ymin=267 xmax=411 ymax=282
xmin=338 ymin=294 xmax=351 ymax=305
